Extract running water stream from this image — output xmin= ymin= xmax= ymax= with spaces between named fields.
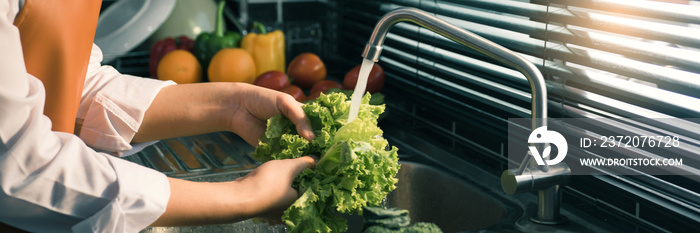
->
xmin=347 ymin=58 xmax=376 ymax=123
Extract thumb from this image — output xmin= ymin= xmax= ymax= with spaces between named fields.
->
xmin=288 ymin=156 xmax=317 ymax=175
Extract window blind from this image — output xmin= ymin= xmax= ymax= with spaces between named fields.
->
xmin=330 ymin=0 xmax=700 ymax=232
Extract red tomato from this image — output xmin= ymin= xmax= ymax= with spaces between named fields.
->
xmin=254 ymin=71 xmax=290 ymax=91
xmin=288 ymin=53 xmax=327 ymax=89
xmin=343 ymin=63 xmax=385 ymax=94
xmin=282 ymin=85 xmax=306 ymax=102
xmin=308 ymin=80 xmax=342 ymax=100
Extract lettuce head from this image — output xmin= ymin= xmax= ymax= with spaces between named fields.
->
xmin=253 ymin=92 xmax=400 ymax=233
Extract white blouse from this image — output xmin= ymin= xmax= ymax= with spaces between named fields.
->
xmin=1 ymin=1 xmax=175 ymax=232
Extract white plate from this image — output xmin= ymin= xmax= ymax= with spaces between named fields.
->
xmin=94 ymin=0 xmax=176 ymax=63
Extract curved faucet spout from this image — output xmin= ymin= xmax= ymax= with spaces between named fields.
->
xmin=362 ymin=7 xmax=569 ymax=225
xmin=362 ymin=7 xmax=547 ymax=148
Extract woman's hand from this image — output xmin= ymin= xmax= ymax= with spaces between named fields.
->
xmin=151 ymin=156 xmax=316 ymax=227
xmin=221 ymin=83 xmax=315 ymax=146
xmin=133 ymin=82 xmax=314 ymax=145
xmin=233 ymin=155 xmax=317 ymax=219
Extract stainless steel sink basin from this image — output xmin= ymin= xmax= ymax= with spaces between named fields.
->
xmin=142 ymin=161 xmax=510 ymax=233
xmin=392 ymin=161 xmax=508 ymax=231
xmin=345 ymin=161 xmax=509 ymax=233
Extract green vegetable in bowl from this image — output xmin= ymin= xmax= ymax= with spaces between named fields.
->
xmin=253 ymin=92 xmax=400 ymax=233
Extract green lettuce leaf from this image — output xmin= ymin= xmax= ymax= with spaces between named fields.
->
xmin=253 ymin=92 xmax=400 ymax=233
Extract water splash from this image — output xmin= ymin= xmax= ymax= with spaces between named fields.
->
xmin=347 ymin=58 xmax=376 ymax=123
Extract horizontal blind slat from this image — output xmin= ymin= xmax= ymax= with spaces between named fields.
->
xmin=420 ymin=0 xmax=700 ymax=73
xmin=533 ymin=0 xmax=700 ymax=25
xmin=449 ymin=0 xmax=700 ymax=48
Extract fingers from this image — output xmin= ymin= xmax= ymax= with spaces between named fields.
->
xmin=244 ymin=120 xmax=267 ymax=147
xmin=251 ymin=156 xmax=317 ymax=219
xmin=285 ymin=156 xmax=316 ymax=200
xmin=288 ymin=156 xmax=317 ymax=175
xmin=307 ymin=155 xmax=320 ymax=163
xmin=277 ymin=95 xmax=316 ymax=141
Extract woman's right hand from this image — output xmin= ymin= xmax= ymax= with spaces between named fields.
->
xmin=150 ymin=156 xmax=316 ymax=227
xmin=233 ymin=155 xmax=317 ymax=220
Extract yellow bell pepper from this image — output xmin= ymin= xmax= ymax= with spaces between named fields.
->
xmin=241 ymin=22 xmax=285 ymax=76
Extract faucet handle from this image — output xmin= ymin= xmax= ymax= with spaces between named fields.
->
xmin=501 ymin=159 xmax=571 ymax=195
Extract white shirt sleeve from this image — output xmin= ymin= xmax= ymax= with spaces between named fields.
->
xmin=77 ymin=44 xmax=176 ymax=156
xmin=0 ymin=1 xmax=171 ymax=232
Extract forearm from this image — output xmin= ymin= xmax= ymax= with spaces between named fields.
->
xmin=151 ymin=156 xmax=315 ymax=227
xmin=150 ymin=178 xmax=257 ymax=226
xmin=132 ymin=82 xmax=236 ymax=143
xmin=133 ymin=82 xmax=314 ymax=145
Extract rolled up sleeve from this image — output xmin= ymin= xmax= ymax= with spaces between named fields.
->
xmin=77 ymin=44 xmax=176 ymax=156
xmin=71 ymin=153 xmax=171 ymax=233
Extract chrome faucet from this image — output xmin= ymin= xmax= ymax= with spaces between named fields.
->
xmin=361 ymin=7 xmax=570 ymax=225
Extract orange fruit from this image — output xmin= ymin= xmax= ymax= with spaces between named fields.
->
xmin=208 ymin=48 xmax=257 ymax=84
xmin=157 ymin=49 xmax=202 ymax=84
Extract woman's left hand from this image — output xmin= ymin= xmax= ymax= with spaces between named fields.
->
xmin=223 ymin=83 xmax=315 ymax=145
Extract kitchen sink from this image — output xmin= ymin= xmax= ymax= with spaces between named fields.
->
xmin=344 ymin=161 xmax=510 ymax=233
xmin=141 ymin=160 xmax=513 ymax=233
